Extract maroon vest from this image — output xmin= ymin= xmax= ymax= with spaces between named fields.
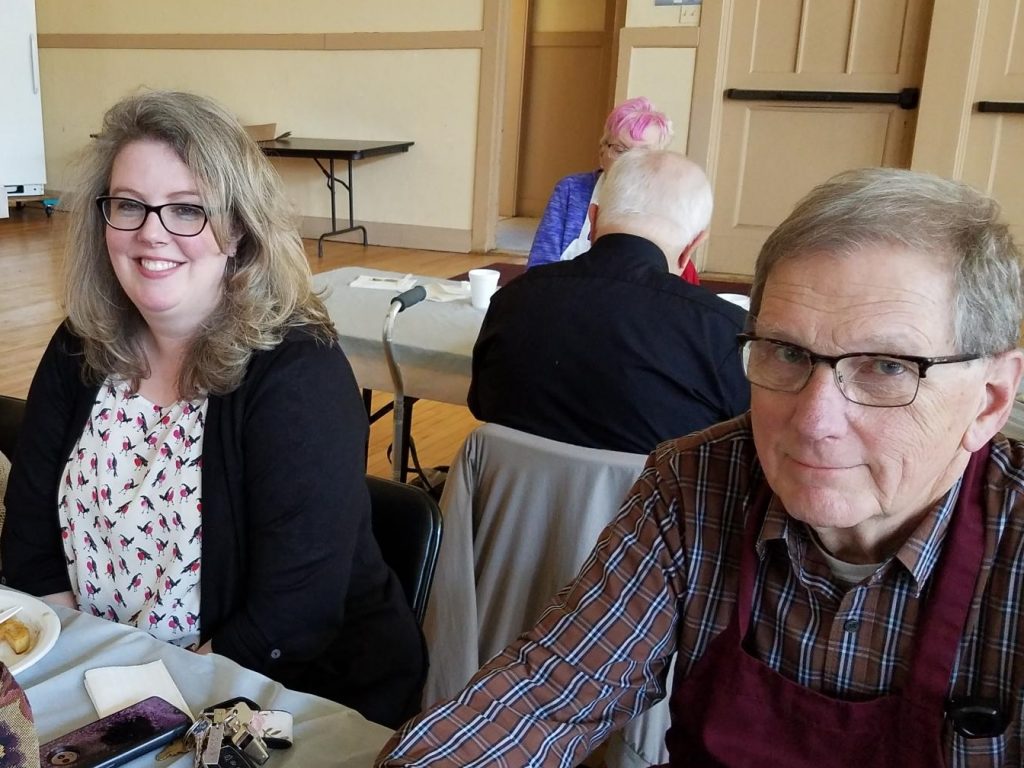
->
xmin=661 ymin=446 xmax=989 ymax=767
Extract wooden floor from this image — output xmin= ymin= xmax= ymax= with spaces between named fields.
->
xmin=0 ymin=205 xmax=515 ymax=478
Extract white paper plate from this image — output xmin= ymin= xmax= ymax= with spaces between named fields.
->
xmin=0 ymin=589 xmax=61 ymax=675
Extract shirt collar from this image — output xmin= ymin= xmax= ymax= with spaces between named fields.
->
xmin=585 ymin=233 xmax=670 ymax=273
xmin=756 ymin=477 xmax=963 ymax=596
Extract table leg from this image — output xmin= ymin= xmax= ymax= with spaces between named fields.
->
xmin=398 ymin=397 xmax=416 ymax=483
xmin=315 ymin=156 xmax=369 ymax=257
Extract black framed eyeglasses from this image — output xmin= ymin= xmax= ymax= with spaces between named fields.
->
xmin=737 ymin=333 xmax=981 ymax=407
xmin=96 ymin=196 xmax=209 ymax=237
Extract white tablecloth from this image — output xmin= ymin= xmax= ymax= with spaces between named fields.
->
xmin=20 ymin=606 xmax=392 ymax=767
xmin=314 ymin=267 xmax=485 ymax=405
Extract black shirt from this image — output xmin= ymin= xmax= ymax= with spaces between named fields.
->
xmin=468 ymin=233 xmax=751 ymax=453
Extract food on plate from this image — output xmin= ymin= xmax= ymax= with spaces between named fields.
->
xmin=0 ymin=618 xmax=32 ymax=654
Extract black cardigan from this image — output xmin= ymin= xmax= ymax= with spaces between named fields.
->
xmin=2 ymin=323 xmax=424 ymax=727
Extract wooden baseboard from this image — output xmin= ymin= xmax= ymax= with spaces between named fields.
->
xmin=699 ymin=271 xmax=754 ymax=283
xmin=298 ymin=217 xmax=473 ymax=253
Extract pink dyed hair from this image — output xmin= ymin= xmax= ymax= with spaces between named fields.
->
xmin=602 ymin=97 xmax=673 ymax=147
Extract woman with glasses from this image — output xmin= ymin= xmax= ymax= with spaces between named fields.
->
xmin=526 ymin=97 xmax=699 ymax=284
xmin=1 ymin=90 xmax=425 ymax=728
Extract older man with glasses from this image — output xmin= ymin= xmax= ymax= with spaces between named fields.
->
xmin=377 ymin=168 xmax=1024 ymax=767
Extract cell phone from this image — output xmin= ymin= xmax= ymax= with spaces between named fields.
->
xmin=39 ymin=696 xmax=191 ymax=768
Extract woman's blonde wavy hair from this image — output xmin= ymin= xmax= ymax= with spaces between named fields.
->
xmin=63 ymin=89 xmax=336 ymax=399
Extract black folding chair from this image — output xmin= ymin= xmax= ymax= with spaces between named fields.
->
xmin=366 ymin=475 xmax=442 ymax=626
xmin=0 ymin=396 xmax=26 ymax=459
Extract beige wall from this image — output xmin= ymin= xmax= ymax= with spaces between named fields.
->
xmin=36 ymin=1 xmax=484 ymax=34
xmin=35 ymin=0 xmax=487 ymax=250
xmin=625 ymin=0 xmax=700 ymax=28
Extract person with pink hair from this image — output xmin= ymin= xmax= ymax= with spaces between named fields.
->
xmin=526 ymin=97 xmax=700 ymax=284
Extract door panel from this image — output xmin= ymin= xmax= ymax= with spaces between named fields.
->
xmin=992 ymin=126 xmax=1024 ymax=261
xmin=736 ymin=108 xmax=888 ymax=227
xmin=750 ymin=1 xmax=803 ymax=73
xmin=710 ymin=103 xmax=913 ymax=274
xmin=800 ymin=0 xmax=856 ymax=74
xmin=850 ymin=0 xmax=911 ymax=74
xmin=978 ymin=0 xmax=1024 ymax=92
xmin=955 ymin=0 xmax=1024 ymax=246
xmin=705 ymin=0 xmax=931 ymax=276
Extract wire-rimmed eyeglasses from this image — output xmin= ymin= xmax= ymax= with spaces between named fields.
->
xmin=737 ymin=333 xmax=981 ymax=407
xmin=600 ymin=140 xmax=630 ymax=158
xmin=96 ymin=196 xmax=209 ymax=237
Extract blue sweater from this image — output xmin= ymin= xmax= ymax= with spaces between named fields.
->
xmin=527 ymin=171 xmax=600 ymax=269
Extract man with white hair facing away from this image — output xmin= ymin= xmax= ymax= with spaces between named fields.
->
xmin=468 ymin=149 xmax=750 ymax=455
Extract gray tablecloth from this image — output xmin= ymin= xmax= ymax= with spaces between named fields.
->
xmin=314 ymin=267 xmax=485 ymax=405
xmin=20 ymin=606 xmax=392 ymax=767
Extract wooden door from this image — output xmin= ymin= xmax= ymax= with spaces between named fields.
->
xmin=914 ymin=0 xmax=1024 ymax=247
xmin=703 ymin=0 xmax=932 ymax=276
xmin=499 ymin=0 xmax=531 ymax=218
xmin=513 ymin=0 xmax=616 ymax=218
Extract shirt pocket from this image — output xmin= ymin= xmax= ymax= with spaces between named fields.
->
xmin=945 ymin=690 xmax=1021 ymax=768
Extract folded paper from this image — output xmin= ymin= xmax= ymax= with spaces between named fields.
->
xmin=424 ymin=282 xmax=471 ymax=303
xmin=349 ymin=274 xmax=417 ymax=292
xmin=84 ymin=659 xmax=193 ymax=720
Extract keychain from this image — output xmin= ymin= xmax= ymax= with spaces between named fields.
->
xmin=185 ymin=698 xmax=292 ymax=768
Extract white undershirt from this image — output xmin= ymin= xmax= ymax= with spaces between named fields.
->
xmin=809 ymin=531 xmax=884 ymax=587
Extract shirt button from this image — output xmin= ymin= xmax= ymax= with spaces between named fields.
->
xmin=843 ymin=619 xmax=860 ymax=633
xmin=270 ymin=649 xmax=282 ymax=660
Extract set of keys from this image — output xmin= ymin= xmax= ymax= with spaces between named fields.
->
xmin=185 ymin=698 xmax=291 ymax=768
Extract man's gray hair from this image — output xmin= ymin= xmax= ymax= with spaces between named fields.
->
xmin=749 ymin=167 xmax=1023 ymax=356
xmin=599 ymin=149 xmax=713 ymax=249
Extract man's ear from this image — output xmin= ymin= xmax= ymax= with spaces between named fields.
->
xmin=677 ymin=229 xmax=708 ymax=271
xmin=587 ymin=204 xmax=599 ymax=243
xmin=962 ymin=348 xmax=1024 ymax=451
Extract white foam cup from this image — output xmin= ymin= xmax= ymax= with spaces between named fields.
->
xmin=468 ymin=269 xmax=501 ymax=310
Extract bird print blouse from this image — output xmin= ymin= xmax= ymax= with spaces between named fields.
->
xmin=58 ymin=379 xmax=205 ymax=648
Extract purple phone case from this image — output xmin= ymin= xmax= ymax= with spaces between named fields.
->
xmin=39 ymin=696 xmax=190 ymax=768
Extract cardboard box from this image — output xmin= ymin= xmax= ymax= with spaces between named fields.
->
xmin=243 ymin=123 xmax=291 ymax=142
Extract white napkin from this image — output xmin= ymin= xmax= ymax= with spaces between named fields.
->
xmin=84 ymin=660 xmax=193 ymax=719
xmin=424 ymin=282 xmax=471 ymax=303
xmin=349 ymin=274 xmax=417 ymax=291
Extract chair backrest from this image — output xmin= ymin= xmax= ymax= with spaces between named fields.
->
xmin=423 ymin=422 xmax=649 ymax=705
xmin=0 ymin=397 xmax=27 ymax=567
xmin=422 ymin=424 xmax=674 ymax=767
xmin=0 ymin=396 xmax=26 ymax=460
xmin=366 ymin=475 xmax=443 ymax=626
